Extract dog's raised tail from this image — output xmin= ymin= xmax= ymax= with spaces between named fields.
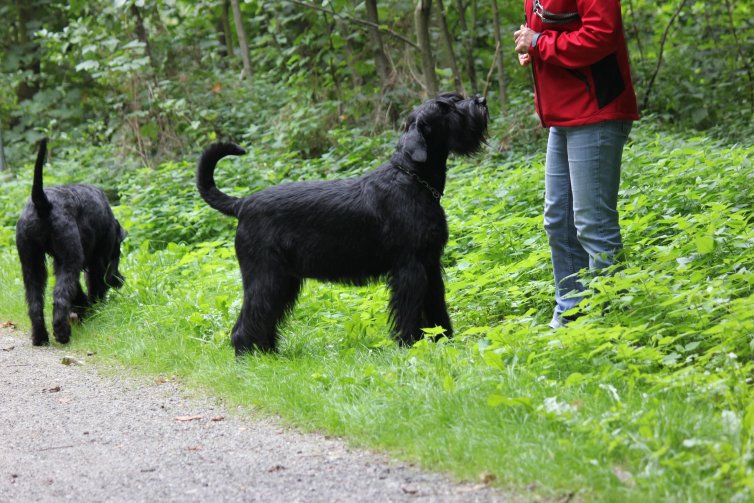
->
xmin=197 ymin=142 xmax=247 ymax=217
xmin=31 ymin=138 xmax=53 ymax=219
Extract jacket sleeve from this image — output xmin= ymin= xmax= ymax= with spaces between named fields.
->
xmin=530 ymin=0 xmax=622 ymax=68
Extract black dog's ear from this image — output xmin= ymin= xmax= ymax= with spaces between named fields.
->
xmin=434 ymin=99 xmax=454 ymax=113
xmin=403 ymin=124 xmax=427 ymax=163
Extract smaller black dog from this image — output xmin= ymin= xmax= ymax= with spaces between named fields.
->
xmin=197 ymin=93 xmax=488 ymax=354
xmin=16 ymin=139 xmax=126 ymax=346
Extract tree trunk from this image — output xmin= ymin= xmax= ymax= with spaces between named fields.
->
xmin=625 ymin=0 xmax=645 ymax=66
xmin=436 ymin=0 xmax=465 ymax=94
xmin=415 ymin=0 xmax=438 ymax=97
xmin=338 ymin=19 xmax=364 ymax=88
xmin=723 ymin=0 xmax=754 ymax=113
xmin=490 ymin=0 xmax=506 ymax=111
xmin=455 ymin=0 xmax=478 ymax=93
xmin=364 ymin=0 xmax=392 ymax=91
xmin=230 ymin=0 xmax=253 ymax=80
xmin=130 ymin=4 xmax=156 ymax=70
xmin=322 ymin=12 xmax=343 ymax=113
xmin=15 ymin=0 xmax=41 ymax=103
xmin=219 ymin=0 xmax=233 ymax=59
xmin=0 ymin=126 xmax=7 ymax=172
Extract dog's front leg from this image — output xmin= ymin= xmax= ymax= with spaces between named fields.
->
xmin=69 ymin=280 xmax=89 ymax=322
xmin=422 ymin=262 xmax=453 ymax=338
xmin=86 ymin=258 xmax=109 ymax=304
xmin=389 ymin=260 xmax=428 ymax=346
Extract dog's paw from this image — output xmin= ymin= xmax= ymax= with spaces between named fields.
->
xmin=31 ymin=333 xmax=50 ymax=346
xmin=109 ymin=272 xmax=125 ymax=289
xmin=52 ymin=323 xmax=71 ymax=345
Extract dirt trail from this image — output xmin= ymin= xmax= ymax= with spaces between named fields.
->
xmin=0 ymin=326 xmax=516 ymax=502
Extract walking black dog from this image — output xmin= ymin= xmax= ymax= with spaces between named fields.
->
xmin=16 ymin=139 xmax=126 ymax=346
xmin=197 ymin=92 xmax=488 ymax=354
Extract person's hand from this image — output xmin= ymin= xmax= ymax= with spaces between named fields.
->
xmin=518 ymin=53 xmax=531 ymax=67
xmin=514 ymin=25 xmax=537 ymax=55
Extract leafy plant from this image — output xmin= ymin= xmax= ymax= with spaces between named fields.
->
xmin=1 ymin=123 xmax=752 ymax=500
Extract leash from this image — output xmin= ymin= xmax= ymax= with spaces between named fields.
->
xmin=393 ymin=164 xmax=442 ymax=201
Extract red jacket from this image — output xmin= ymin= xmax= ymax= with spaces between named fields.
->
xmin=525 ymin=0 xmax=639 ymax=127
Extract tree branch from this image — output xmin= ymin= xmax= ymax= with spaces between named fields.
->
xmin=286 ymin=0 xmax=419 ymax=50
xmin=641 ymin=0 xmax=689 ymax=111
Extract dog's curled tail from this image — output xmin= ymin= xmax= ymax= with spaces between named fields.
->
xmin=31 ymin=138 xmax=53 ymax=219
xmin=196 ymin=142 xmax=247 ymax=218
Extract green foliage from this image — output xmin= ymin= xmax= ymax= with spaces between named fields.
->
xmin=1 ymin=0 xmax=753 ymax=499
xmin=626 ymin=1 xmax=754 ymax=131
xmin=0 ymin=141 xmax=135 ymax=246
xmin=116 ymin=160 xmax=235 ymax=248
xmin=114 ymin=125 xmax=395 ymax=248
xmin=0 ymin=176 xmax=29 ymax=248
xmin=1 ymin=124 xmax=752 ymax=500
xmin=3 ymin=0 xmax=751 ymax=168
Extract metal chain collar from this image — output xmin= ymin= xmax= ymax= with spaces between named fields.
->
xmin=393 ymin=164 xmax=442 ymax=201
xmin=533 ymin=0 xmax=579 ymax=25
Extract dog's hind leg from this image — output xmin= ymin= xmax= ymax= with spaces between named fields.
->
xmin=232 ymin=267 xmax=301 ymax=355
xmin=51 ymin=260 xmax=84 ymax=344
xmin=17 ymin=242 xmax=49 ymax=345
xmin=422 ymin=262 xmax=453 ymax=338
xmin=50 ymin=234 xmax=85 ymax=344
xmin=389 ymin=260 xmax=428 ymax=346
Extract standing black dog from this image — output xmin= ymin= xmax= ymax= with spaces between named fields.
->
xmin=197 ymin=92 xmax=488 ymax=354
xmin=16 ymin=139 xmax=126 ymax=346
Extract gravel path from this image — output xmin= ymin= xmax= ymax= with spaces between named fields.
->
xmin=0 ymin=326 xmax=516 ymax=502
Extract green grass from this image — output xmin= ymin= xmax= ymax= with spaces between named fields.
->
xmin=1 ymin=123 xmax=752 ymax=501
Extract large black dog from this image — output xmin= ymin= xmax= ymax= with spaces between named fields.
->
xmin=197 ymin=92 xmax=488 ymax=354
xmin=16 ymin=139 xmax=126 ymax=346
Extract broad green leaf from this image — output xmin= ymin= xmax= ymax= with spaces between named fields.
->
xmin=694 ymin=235 xmax=715 ymax=254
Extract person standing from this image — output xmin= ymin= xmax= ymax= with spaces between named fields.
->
xmin=514 ymin=0 xmax=639 ymax=328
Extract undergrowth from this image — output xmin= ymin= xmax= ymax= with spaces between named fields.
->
xmin=0 ymin=123 xmax=752 ymax=501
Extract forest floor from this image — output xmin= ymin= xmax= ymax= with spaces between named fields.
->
xmin=0 ymin=325 xmax=522 ymax=503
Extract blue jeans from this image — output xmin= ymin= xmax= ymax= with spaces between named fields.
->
xmin=543 ymin=121 xmax=632 ymax=327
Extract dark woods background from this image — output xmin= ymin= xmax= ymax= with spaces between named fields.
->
xmin=0 ymin=0 xmax=752 ymax=169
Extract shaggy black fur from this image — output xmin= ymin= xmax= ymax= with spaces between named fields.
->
xmin=197 ymin=93 xmax=488 ymax=354
xmin=15 ymin=139 xmax=126 ymax=346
